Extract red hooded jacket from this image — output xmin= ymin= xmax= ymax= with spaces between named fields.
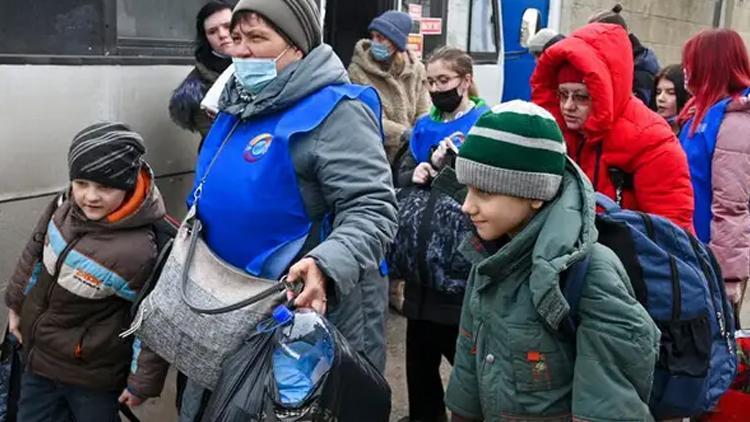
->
xmin=531 ymin=24 xmax=694 ymax=229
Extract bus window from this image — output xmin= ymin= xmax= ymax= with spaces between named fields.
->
xmin=0 ymin=0 xmax=206 ymax=63
xmin=468 ymin=0 xmax=500 ymax=62
xmin=0 ymin=0 xmax=105 ymax=56
xmin=446 ymin=0 xmax=469 ymax=51
xmin=400 ymin=0 xmax=448 ymax=59
xmin=520 ymin=8 xmax=542 ymax=48
xmin=116 ymin=0 xmax=205 ymax=56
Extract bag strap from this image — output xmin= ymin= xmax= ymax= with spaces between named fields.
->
xmin=178 ymin=120 xmax=292 ymax=315
xmin=179 ymin=218 xmax=290 ymax=315
xmin=192 ymin=120 xmax=241 ymax=206
xmin=559 ymin=253 xmax=592 ymax=338
xmin=595 ymin=192 xmax=621 ymax=213
xmin=119 ymin=403 xmax=141 ymax=422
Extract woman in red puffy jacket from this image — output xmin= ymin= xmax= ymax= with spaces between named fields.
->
xmin=531 ymin=23 xmax=694 ymax=229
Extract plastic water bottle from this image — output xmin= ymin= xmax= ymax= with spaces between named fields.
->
xmin=271 ymin=306 xmax=335 ymax=407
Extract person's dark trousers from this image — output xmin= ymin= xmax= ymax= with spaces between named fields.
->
xmin=405 ymin=319 xmax=459 ymax=422
xmin=18 ymin=371 xmax=120 ymax=422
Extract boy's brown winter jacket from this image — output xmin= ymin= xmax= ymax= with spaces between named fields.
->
xmin=4 ymin=167 xmax=169 ymax=398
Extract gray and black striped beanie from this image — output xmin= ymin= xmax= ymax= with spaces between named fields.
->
xmin=456 ymin=100 xmax=566 ymax=201
xmin=68 ymin=122 xmax=146 ymax=190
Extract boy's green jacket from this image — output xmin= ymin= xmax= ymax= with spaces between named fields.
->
xmin=445 ymin=159 xmax=660 ymax=421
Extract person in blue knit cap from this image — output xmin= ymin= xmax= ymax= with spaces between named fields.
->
xmin=349 ymin=10 xmax=431 ymax=163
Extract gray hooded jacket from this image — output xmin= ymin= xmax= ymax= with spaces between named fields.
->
xmin=219 ymin=44 xmax=398 ymax=370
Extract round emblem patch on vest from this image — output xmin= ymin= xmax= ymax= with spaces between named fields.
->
xmin=243 ymin=133 xmax=273 ymax=163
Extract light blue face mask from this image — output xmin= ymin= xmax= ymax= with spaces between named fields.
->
xmin=233 ymin=47 xmax=290 ymax=95
xmin=370 ymin=41 xmax=392 ymax=62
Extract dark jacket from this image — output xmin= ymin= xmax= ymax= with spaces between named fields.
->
xmin=5 ymin=167 xmax=169 ymax=398
xmin=388 ymin=169 xmax=473 ymax=325
xmin=169 ymin=61 xmax=220 ymax=139
xmin=631 ymin=34 xmax=660 ymax=105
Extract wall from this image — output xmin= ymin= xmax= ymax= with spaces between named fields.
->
xmin=559 ymin=0 xmax=750 ymax=67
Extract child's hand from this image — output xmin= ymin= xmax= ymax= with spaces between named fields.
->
xmin=412 ymin=162 xmax=437 ymax=185
xmin=119 ymin=389 xmax=145 ymax=407
xmin=8 ymin=309 xmax=22 ymax=344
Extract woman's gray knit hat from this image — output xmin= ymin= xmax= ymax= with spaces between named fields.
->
xmin=234 ymin=0 xmax=322 ymax=55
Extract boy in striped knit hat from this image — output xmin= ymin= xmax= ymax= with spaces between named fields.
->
xmin=6 ymin=122 xmax=170 ymax=421
xmin=445 ymin=101 xmax=658 ymax=421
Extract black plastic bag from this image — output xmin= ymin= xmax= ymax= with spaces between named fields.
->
xmin=203 ymin=315 xmax=391 ymax=422
xmin=0 ymin=330 xmax=22 ymax=422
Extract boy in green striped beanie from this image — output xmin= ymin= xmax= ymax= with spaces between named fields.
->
xmin=445 ymin=100 xmax=658 ymax=420
xmin=456 ymin=100 xmax=566 ymax=240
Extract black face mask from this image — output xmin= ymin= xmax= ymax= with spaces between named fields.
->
xmin=430 ymin=87 xmax=463 ymax=113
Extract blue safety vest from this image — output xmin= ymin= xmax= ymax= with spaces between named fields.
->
xmin=189 ymin=84 xmax=382 ymax=279
xmin=679 ymin=87 xmax=750 ymax=243
xmin=409 ymin=104 xmax=489 ymax=163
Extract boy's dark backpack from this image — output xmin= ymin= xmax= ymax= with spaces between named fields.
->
xmin=561 ymin=193 xmax=737 ymax=419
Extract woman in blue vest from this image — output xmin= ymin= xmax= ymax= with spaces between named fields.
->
xmin=678 ymin=29 xmax=750 ymax=309
xmin=390 ymin=48 xmax=488 ymax=422
xmin=178 ymin=1 xmax=398 ymax=420
xmin=395 ymin=48 xmax=489 ymax=187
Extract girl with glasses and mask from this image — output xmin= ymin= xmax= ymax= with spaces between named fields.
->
xmin=348 ymin=11 xmax=432 ymax=163
xmin=394 ymin=47 xmax=489 ymax=187
xmin=387 ymin=47 xmax=488 ymax=422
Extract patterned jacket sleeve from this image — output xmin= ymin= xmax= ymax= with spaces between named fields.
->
xmin=127 ymin=339 xmax=170 ymax=398
xmin=5 ymin=194 xmax=61 ymax=313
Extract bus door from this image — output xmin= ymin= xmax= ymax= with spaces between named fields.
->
xmin=501 ymin=0 xmax=549 ymax=101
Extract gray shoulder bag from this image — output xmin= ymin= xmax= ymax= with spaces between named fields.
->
xmin=123 ymin=122 xmax=296 ymax=390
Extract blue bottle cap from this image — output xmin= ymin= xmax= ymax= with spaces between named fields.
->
xmin=272 ymin=305 xmax=294 ymax=325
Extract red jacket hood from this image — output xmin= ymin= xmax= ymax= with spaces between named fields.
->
xmin=531 ymin=24 xmax=634 ymax=143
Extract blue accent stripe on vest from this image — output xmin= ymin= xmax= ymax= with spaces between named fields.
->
xmin=47 ymin=222 xmax=136 ymax=302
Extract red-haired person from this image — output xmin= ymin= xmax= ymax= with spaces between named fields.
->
xmin=531 ymin=23 xmax=694 ymax=229
xmin=678 ymin=29 xmax=750 ymax=307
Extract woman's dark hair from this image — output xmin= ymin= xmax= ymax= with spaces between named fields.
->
xmin=195 ymin=2 xmax=233 ymax=65
xmin=651 ymin=64 xmax=690 ymax=114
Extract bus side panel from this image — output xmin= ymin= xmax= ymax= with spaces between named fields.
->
xmin=501 ymin=0 xmax=550 ymax=101
xmin=0 ymin=65 xmax=198 ymax=201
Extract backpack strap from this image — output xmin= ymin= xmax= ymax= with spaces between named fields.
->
xmin=559 ymin=253 xmax=592 ymax=338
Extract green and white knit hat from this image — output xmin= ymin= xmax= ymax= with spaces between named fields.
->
xmin=456 ymin=100 xmax=566 ymax=201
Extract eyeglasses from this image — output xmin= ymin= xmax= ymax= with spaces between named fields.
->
xmin=557 ymin=89 xmax=591 ymax=104
xmin=424 ymin=75 xmax=461 ymax=89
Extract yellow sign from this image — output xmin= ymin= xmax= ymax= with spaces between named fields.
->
xmin=407 ymin=33 xmax=424 ymax=60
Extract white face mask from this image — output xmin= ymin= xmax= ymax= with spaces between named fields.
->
xmin=232 ymin=47 xmax=290 ymax=95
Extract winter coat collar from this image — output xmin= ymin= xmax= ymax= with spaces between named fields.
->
xmin=350 ymin=39 xmax=422 ymax=80
xmin=460 ymin=158 xmax=597 ymax=329
xmin=219 ymin=44 xmax=350 ymax=120
xmin=68 ymin=163 xmax=166 ymax=234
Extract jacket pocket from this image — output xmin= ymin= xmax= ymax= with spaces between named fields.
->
xmin=508 ymin=324 xmax=573 ymax=392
